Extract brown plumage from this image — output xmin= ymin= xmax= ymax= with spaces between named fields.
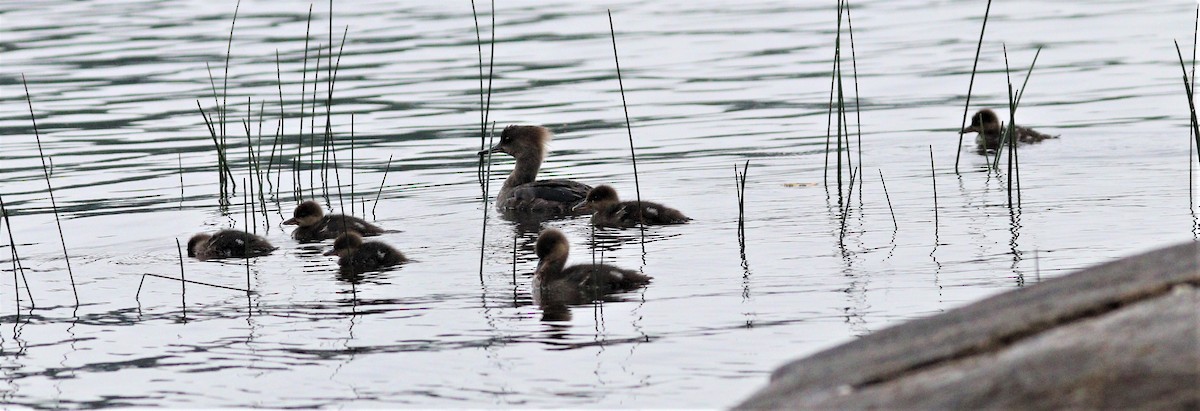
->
xmin=532 ymin=229 xmax=651 ymax=304
xmin=283 ymin=200 xmax=385 ymax=242
xmin=962 ymin=109 xmax=1057 ymax=151
xmin=477 ymin=125 xmax=592 ymax=214
xmin=323 ymin=232 xmax=406 ymax=273
xmin=187 ymin=229 xmax=276 ymax=261
xmin=573 ymin=185 xmax=691 ymax=228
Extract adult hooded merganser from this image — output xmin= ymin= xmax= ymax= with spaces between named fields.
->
xmin=187 ymin=229 xmax=276 ymax=261
xmin=962 ymin=109 xmax=1057 ymax=151
xmin=478 ymin=125 xmax=592 ymax=214
xmin=323 ymin=232 xmax=406 ymax=272
xmin=283 ymin=200 xmax=385 ymax=242
xmin=573 ymin=185 xmax=691 ymax=228
xmin=533 ymin=229 xmax=651 ymax=303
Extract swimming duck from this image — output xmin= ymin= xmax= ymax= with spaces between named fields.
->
xmin=323 ymin=232 xmax=407 ymax=272
xmin=573 ymin=185 xmax=691 ymax=228
xmin=533 ymin=228 xmax=651 ymax=303
xmin=478 ymin=125 xmax=592 ymax=214
xmin=283 ymin=200 xmax=385 ymax=242
xmin=187 ymin=229 xmax=276 ymax=261
xmin=962 ymin=109 xmax=1057 ymax=151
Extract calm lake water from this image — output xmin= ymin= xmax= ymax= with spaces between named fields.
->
xmin=1 ymin=0 xmax=1198 ymax=407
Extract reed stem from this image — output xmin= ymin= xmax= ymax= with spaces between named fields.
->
xmin=955 ymin=0 xmax=992 ymax=172
xmin=1 ymin=195 xmax=34 ymax=308
xmin=471 ymin=0 xmax=497 ymax=192
xmin=243 ymin=178 xmax=251 ymax=292
xmin=297 ymin=5 xmax=313 ymax=204
xmin=878 ymin=169 xmax=897 ymax=231
xmin=178 ymin=238 xmax=186 ymax=317
xmin=735 ymin=160 xmax=750 ymax=244
xmin=1192 ymin=6 xmax=1198 ymax=215
xmin=373 ymin=155 xmax=393 ymax=217
xmin=220 ymin=1 xmax=241 ymax=156
xmin=839 ymin=166 xmax=858 ymax=242
xmin=930 ymin=145 xmax=939 ymax=231
xmin=178 ymin=153 xmax=185 ymax=205
xmin=1003 ymin=45 xmax=1016 ymax=208
xmin=824 ymin=0 xmax=845 ymax=187
xmin=845 ymin=0 xmax=863 ymax=186
xmin=142 ymin=273 xmax=251 ymax=294
xmin=1178 ymin=41 xmax=1200 ymax=168
xmin=479 ymin=124 xmax=496 ymax=282
xmin=22 ymin=74 xmax=79 ymax=306
xmin=608 ymin=10 xmax=646 ymax=253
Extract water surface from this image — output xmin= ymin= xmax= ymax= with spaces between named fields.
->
xmin=1 ymin=0 xmax=1197 ymax=407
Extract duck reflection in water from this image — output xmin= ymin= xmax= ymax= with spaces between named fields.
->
xmin=324 ymin=232 xmax=407 ymax=274
xmin=284 ymin=200 xmax=386 ymax=242
xmin=962 ymin=108 xmax=1057 ymax=152
xmin=532 ymin=229 xmax=650 ymax=320
xmin=478 ymin=125 xmax=592 ymax=216
xmin=187 ymin=229 xmax=276 ymax=261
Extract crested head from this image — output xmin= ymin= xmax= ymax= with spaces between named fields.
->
xmin=326 ymin=232 xmax=364 ymax=257
xmin=535 ymin=228 xmax=570 ymax=260
xmin=585 ymin=185 xmax=620 ymax=206
xmin=284 ymin=200 xmax=325 ymax=227
xmin=186 ymin=233 xmax=211 ymax=257
xmin=491 ymin=125 xmax=552 ymax=161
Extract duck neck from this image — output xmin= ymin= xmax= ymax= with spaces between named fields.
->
xmin=499 ymin=154 xmax=542 ymax=197
xmin=534 ymin=255 xmax=567 ymax=283
xmin=980 ymin=126 xmax=1004 ymax=147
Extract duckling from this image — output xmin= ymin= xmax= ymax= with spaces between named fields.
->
xmin=283 ymin=200 xmax=385 ymax=242
xmin=533 ymin=229 xmax=651 ymax=303
xmin=323 ymin=232 xmax=407 ymax=272
xmin=187 ymin=229 xmax=276 ymax=261
xmin=478 ymin=125 xmax=592 ymax=214
xmin=962 ymin=109 xmax=1057 ymax=151
xmin=573 ymin=185 xmax=690 ymax=228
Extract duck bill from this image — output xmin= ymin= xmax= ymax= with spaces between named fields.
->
xmin=477 ymin=145 xmax=503 ymax=157
xmin=282 ymin=217 xmax=298 ymax=225
xmin=571 ymin=201 xmax=591 ymax=212
xmin=323 ymin=249 xmax=338 ymax=256
xmin=961 ymin=125 xmax=978 ymax=133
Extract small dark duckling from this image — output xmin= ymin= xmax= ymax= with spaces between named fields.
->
xmin=187 ymin=229 xmax=276 ymax=261
xmin=533 ymin=229 xmax=651 ymax=304
xmin=962 ymin=108 xmax=1057 ymax=151
xmin=283 ymin=200 xmax=385 ymax=242
xmin=573 ymin=185 xmax=690 ymax=228
xmin=478 ymin=125 xmax=592 ymax=214
xmin=323 ymin=232 xmax=407 ymax=272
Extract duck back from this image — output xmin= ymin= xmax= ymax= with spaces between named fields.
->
xmin=500 ymin=179 xmax=592 ymax=214
xmin=205 ymin=230 xmax=276 ymax=259
xmin=339 ymin=242 xmax=406 ymax=272
xmin=592 ymin=200 xmax=690 ymax=227
xmin=536 ymin=263 xmax=651 ymax=303
xmin=293 ymin=214 xmax=385 ymax=241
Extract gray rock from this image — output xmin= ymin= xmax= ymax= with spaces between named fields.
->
xmin=735 ymin=242 xmax=1200 ymax=410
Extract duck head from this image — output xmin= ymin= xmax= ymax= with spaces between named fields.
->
xmin=534 ymin=228 xmax=570 ymax=277
xmin=573 ymin=184 xmax=620 ymax=212
xmin=283 ymin=200 xmax=324 ymax=227
xmin=962 ymin=109 xmax=1002 ymax=136
xmin=477 ymin=125 xmax=551 ymax=163
xmin=324 ymin=231 xmax=363 ymax=257
xmin=186 ymin=233 xmax=212 ymax=258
